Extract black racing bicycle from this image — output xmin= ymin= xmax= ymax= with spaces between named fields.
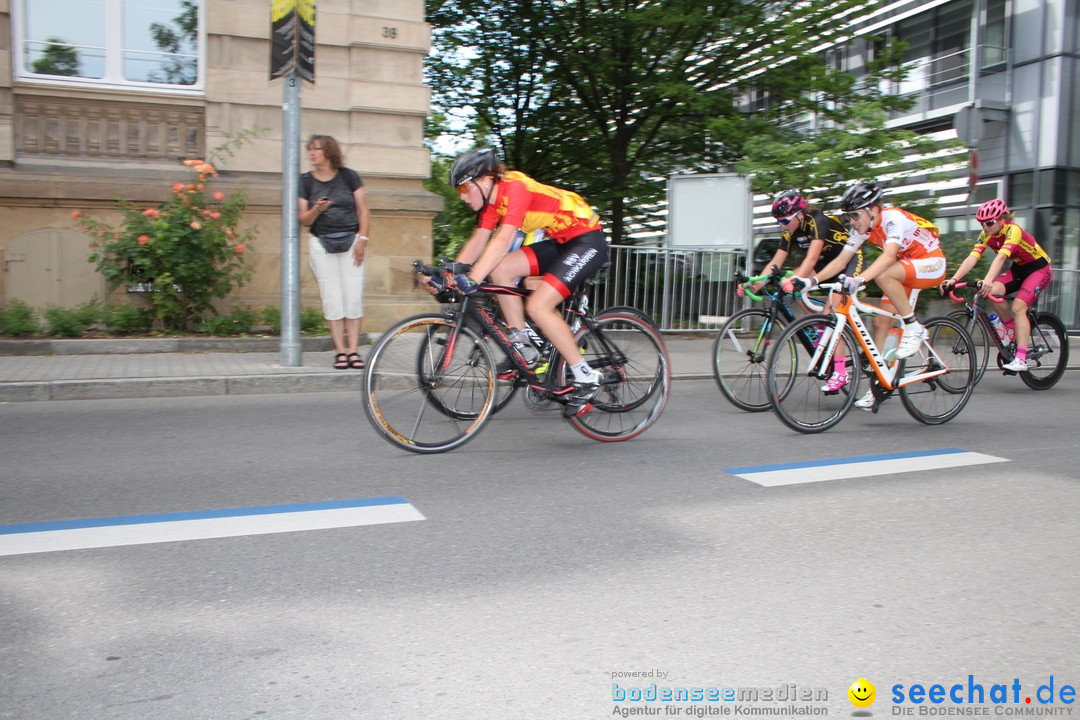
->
xmin=945 ymin=281 xmax=1069 ymax=389
xmin=712 ymin=266 xmax=827 ymax=411
xmin=361 ymin=259 xmax=672 ymax=453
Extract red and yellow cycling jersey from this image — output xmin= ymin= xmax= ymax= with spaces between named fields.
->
xmin=845 ymin=206 xmax=942 ymax=260
xmin=479 ymin=171 xmax=601 ymax=243
xmin=970 ymin=222 xmax=1051 ymax=268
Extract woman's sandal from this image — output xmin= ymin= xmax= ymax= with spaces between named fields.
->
xmin=333 ymin=352 xmax=349 ymax=370
xmin=347 ymin=352 xmax=365 ymax=370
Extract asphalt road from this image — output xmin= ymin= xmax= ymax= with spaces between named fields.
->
xmin=1 ymin=373 xmax=1078 ymax=719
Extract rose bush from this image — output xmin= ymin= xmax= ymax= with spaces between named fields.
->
xmin=77 ymin=159 xmax=255 ymax=332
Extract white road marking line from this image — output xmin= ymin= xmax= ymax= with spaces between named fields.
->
xmin=0 ymin=496 xmax=425 ymax=557
xmin=726 ymin=448 xmax=1008 ymax=487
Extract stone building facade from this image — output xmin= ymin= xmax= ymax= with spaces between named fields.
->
xmin=0 ymin=0 xmax=440 ymax=331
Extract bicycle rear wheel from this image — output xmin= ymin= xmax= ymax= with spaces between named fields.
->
xmin=1020 ymin=311 xmax=1069 ymax=390
xmin=363 ymin=314 xmax=496 ymax=453
xmin=899 ymin=316 xmax=975 ymax=424
xmin=558 ymin=312 xmax=671 ymax=442
xmin=767 ymin=315 xmax=861 ymax=434
xmin=947 ymin=308 xmax=989 ymax=384
xmin=712 ymin=308 xmax=789 ymax=412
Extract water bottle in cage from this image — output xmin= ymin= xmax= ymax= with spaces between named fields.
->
xmin=988 ymin=313 xmax=1009 ymax=344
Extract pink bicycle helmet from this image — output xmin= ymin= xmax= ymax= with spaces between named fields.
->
xmin=976 ymin=198 xmax=1010 ymax=223
xmin=771 ymin=190 xmax=807 ymax=219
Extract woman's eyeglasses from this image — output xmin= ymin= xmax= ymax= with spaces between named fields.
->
xmin=980 ymin=219 xmax=998 ymax=228
xmin=775 ymin=216 xmax=796 ymax=225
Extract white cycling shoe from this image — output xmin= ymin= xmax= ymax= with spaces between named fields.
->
xmin=854 ymin=389 xmax=876 ymax=410
xmin=894 ymin=324 xmax=927 ymax=359
xmin=1002 ymin=357 xmax=1028 ymax=372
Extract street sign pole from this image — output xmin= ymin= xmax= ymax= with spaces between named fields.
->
xmin=271 ymin=0 xmax=315 ymax=367
xmin=279 ymin=73 xmax=302 ymax=366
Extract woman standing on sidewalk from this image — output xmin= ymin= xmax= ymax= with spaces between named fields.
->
xmin=298 ymin=134 xmax=371 ymax=370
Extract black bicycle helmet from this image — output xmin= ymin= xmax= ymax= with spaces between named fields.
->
xmin=449 ymin=147 xmax=499 ymax=188
xmin=840 ymin=181 xmax=883 ymax=212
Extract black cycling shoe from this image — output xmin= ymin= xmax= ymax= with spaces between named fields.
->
xmin=561 ymin=382 xmax=600 ymax=418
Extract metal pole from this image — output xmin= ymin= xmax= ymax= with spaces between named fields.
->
xmin=279 ymin=70 xmax=302 ymax=366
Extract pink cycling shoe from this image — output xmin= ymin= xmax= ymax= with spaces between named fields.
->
xmin=820 ymin=372 xmax=849 ymax=393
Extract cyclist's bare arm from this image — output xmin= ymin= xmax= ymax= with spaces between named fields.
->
xmin=747 ymin=248 xmax=788 ymax=294
xmin=465 ymin=223 xmax=518 ymax=283
xmin=456 ymin=226 xmax=494 ymax=267
xmin=944 ymin=252 xmax=981 ymax=292
xmin=857 ymin=242 xmax=899 ymax=284
xmin=806 ymin=247 xmax=856 ymax=285
xmin=792 ymin=238 xmax=825 ymax=279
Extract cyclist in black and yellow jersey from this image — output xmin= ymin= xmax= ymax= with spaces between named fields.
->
xmin=747 ymin=190 xmax=863 ymax=392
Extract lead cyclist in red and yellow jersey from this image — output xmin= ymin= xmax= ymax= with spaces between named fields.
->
xmin=940 ymin=198 xmax=1053 ymax=372
xmin=444 ymin=147 xmax=610 ymax=415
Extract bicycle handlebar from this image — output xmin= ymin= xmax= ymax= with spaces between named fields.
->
xmin=736 ymin=266 xmax=793 ymax=302
xmin=946 ymin=281 xmax=1005 ymax=304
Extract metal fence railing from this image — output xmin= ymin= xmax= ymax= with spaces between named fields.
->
xmin=589 ymin=245 xmax=748 ymax=333
xmin=589 ymin=245 xmax=1080 ymax=334
xmin=1039 ymin=267 xmax=1080 ymax=331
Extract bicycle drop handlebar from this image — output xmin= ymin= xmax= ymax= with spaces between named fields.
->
xmin=946 ymin=281 xmax=1005 ymax=305
xmin=736 ymin=265 xmax=793 ymax=302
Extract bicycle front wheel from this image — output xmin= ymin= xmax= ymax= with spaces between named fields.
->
xmin=712 ymin=308 xmax=789 ymax=412
xmin=947 ymin=308 xmax=990 ymax=384
xmin=767 ymin=315 xmax=861 ymax=434
xmin=558 ymin=312 xmax=671 ymax=442
xmin=1020 ymin=311 xmax=1069 ymax=390
xmin=363 ymin=314 xmax=496 ymax=453
xmin=899 ymin=316 xmax=976 ymax=425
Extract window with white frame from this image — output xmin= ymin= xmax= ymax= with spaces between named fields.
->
xmin=15 ymin=0 xmax=203 ymax=91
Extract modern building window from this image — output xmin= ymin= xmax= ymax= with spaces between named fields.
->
xmin=14 ymin=0 xmax=203 ymax=91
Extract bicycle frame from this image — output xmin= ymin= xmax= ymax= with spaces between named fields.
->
xmin=810 ymin=286 xmax=950 ymax=391
xmin=948 ymin=283 xmax=1016 ymax=360
xmin=737 ymin=271 xmax=827 ymax=355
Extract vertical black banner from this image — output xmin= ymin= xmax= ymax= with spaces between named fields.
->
xmin=270 ymin=0 xmax=315 ymax=82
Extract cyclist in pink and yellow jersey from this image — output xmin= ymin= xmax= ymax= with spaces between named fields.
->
xmin=941 ymin=198 xmax=1053 ymax=372
xmin=785 ymin=181 xmax=946 ymax=408
xmin=445 ymin=147 xmax=609 ymax=415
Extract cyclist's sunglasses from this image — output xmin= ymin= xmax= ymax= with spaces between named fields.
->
xmin=845 ymin=210 xmax=867 ymax=222
xmin=775 ymin=215 xmax=797 ymax=225
xmin=980 ymin=218 xmax=999 ymax=227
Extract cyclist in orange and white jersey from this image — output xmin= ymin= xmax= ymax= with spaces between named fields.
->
xmin=441 ymin=147 xmax=609 ymax=416
xmin=941 ymin=198 xmax=1053 ymax=372
xmin=785 ymin=181 xmax=947 ymax=408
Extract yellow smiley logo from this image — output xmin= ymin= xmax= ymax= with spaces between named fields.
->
xmin=848 ymin=678 xmax=876 ymax=708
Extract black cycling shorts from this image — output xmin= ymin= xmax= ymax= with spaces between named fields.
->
xmin=522 ymin=229 xmax=609 ymax=298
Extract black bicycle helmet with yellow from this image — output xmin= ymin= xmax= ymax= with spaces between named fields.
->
xmin=840 ymin=181 xmax=883 ymax=213
xmin=449 ymin=147 xmax=499 ymax=188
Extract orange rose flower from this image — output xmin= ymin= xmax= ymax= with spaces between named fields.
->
xmin=213 ymin=191 xmax=225 ymax=201
xmin=70 ymin=209 xmax=82 ymax=219
xmin=137 ymin=235 xmax=150 ymax=245
xmin=234 ymin=243 xmax=245 ymax=254
xmin=190 ymin=220 xmax=202 ymax=230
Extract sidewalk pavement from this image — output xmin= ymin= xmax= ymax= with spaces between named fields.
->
xmin=0 ymin=336 xmax=718 ymax=402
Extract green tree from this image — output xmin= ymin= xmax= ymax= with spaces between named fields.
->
xmin=148 ymin=0 xmax=198 ymax=85
xmin=426 ymin=0 xmax=960 ymax=246
xmin=31 ymin=37 xmax=80 ymax=77
xmin=423 ymin=113 xmax=482 ymax=260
